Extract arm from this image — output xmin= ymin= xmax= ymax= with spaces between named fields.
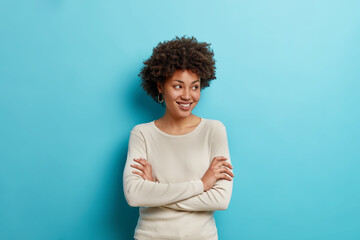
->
xmin=123 ymin=127 xmax=204 ymax=207
xmin=162 ymin=123 xmax=233 ymax=211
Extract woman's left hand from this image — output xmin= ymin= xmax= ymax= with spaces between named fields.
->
xmin=131 ymin=158 xmax=155 ymax=182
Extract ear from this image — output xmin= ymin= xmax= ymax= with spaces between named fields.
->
xmin=157 ymin=81 xmax=163 ymax=93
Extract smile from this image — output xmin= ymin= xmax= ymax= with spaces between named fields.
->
xmin=177 ymin=102 xmax=192 ymax=110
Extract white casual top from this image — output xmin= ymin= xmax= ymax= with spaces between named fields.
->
xmin=123 ymin=118 xmax=233 ymax=240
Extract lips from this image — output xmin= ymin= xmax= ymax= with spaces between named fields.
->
xmin=177 ymin=102 xmax=192 ymax=110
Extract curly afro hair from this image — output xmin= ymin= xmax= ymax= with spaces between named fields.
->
xmin=138 ymin=35 xmax=216 ymax=103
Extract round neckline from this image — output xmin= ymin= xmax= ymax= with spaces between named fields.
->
xmin=152 ymin=118 xmax=205 ymax=137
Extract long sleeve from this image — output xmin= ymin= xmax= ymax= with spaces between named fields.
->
xmin=162 ymin=123 xmax=233 ymax=211
xmin=123 ymin=126 xmax=204 ymax=207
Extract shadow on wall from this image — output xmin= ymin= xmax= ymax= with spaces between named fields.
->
xmin=124 ymin=72 xmax=165 ymax=125
xmin=105 ymin=74 xmax=164 ymax=239
xmin=133 ymin=89 xmax=165 ymax=124
xmin=107 ymin=145 xmax=138 ymax=240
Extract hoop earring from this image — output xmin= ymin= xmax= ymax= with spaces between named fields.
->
xmin=157 ymin=92 xmax=164 ymax=103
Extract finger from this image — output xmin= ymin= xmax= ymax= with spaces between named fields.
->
xmin=223 ymin=174 xmax=233 ymax=181
xmin=220 ymin=161 xmax=233 ymax=169
xmin=140 ymin=157 xmax=151 ymax=166
xmin=219 ymin=168 xmax=234 ymax=178
xmin=131 ymin=164 xmax=145 ymax=171
xmin=138 ymin=157 xmax=151 ymax=166
xmin=217 ymin=173 xmax=233 ymax=181
xmin=135 ymin=159 xmax=151 ymax=175
xmin=212 ymin=156 xmax=227 ymax=165
xmin=133 ymin=158 xmax=142 ymax=164
xmin=134 ymin=158 xmax=147 ymax=166
xmin=214 ymin=159 xmax=231 ymax=168
xmin=132 ymin=170 xmax=145 ymax=179
xmin=213 ymin=156 xmax=227 ymax=162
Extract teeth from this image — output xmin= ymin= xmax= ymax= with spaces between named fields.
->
xmin=179 ymin=103 xmax=190 ymax=107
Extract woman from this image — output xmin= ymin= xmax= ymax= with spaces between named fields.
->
xmin=123 ymin=36 xmax=234 ymax=240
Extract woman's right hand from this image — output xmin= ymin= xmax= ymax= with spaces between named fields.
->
xmin=201 ymin=156 xmax=234 ymax=191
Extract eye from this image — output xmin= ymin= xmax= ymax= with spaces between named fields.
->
xmin=192 ymin=85 xmax=199 ymax=90
xmin=174 ymin=85 xmax=181 ymax=89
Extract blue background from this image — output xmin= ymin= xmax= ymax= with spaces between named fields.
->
xmin=1 ymin=0 xmax=359 ymax=239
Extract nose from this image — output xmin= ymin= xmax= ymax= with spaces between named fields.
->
xmin=181 ymin=88 xmax=191 ymax=100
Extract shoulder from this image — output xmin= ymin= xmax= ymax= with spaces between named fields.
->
xmin=130 ymin=121 xmax=154 ymax=135
xmin=203 ymin=119 xmax=229 ymax=146
xmin=202 ymin=118 xmax=228 ymax=139
xmin=203 ymin=118 xmax=226 ymax=130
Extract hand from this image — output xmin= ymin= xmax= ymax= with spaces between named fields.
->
xmin=131 ymin=157 xmax=155 ymax=182
xmin=201 ymin=156 xmax=234 ymax=191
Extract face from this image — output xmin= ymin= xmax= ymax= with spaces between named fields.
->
xmin=157 ymin=69 xmax=201 ymax=119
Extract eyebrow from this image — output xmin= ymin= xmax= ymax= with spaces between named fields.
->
xmin=174 ymin=79 xmax=200 ymax=84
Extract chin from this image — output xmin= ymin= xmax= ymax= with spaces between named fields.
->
xmin=177 ymin=107 xmax=196 ymax=118
xmin=167 ymin=101 xmax=198 ymax=118
xmin=179 ymin=112 xmax=192 ymax=118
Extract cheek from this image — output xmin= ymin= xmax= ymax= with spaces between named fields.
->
xmin=194 ymin=92 xmax=201 ymax=102
xmin=173 ymin=92 xmax=181 ymax=100
xmin=164 ymin=91 xmax=179 ymax=102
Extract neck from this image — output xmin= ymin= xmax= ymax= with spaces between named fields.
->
xmin=160 ymin=111 xmax=198 ymax=129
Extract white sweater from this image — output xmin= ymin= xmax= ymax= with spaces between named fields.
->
xmin=123 ymin=118 xmax=233 ymax=240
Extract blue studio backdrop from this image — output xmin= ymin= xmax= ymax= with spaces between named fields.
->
xmin=1 ymin=1 xmax=359 ymax=239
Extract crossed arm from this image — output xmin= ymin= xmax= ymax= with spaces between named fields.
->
xmin=123 ymin=124 xmax=233 ymax=211
xmin=162 ymin=175 xmax=233 ymax=211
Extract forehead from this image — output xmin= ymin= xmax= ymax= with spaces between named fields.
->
xmin=167 ymin=69 xmax=199 ymax=83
